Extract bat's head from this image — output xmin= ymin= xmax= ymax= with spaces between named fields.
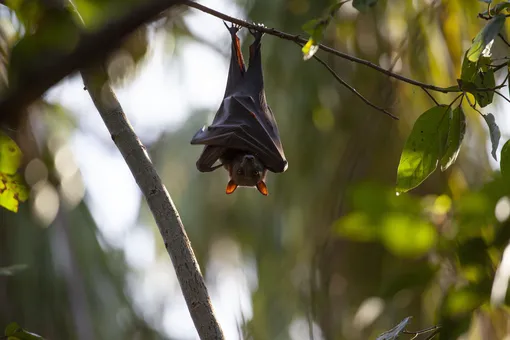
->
xmin=226 ymin=154 xmax=268 ymax=196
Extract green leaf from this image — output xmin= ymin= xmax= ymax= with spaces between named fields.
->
xmin=440 ymin=106 xmax=466 ymax=171
xmin=474 ymin=67 xmax=495 ymax=107
xmin=460 ymin=55 xmax=496 ymax=107
xmin=376 ymin=317 xmax=411 ymax=340
xmin=396 ymin=105 xmax=450 ymax=193
xmin=460 ymin=52 xmax=478 ymax=83
xmin=501 ymin=139 xmax=510 ymax=178
xmin=466 ymin=14 xmax=506 ymax=62
xmin=0 ymin=264 xmax=28 ymax=276
xmin=5 ymin=322 xmax=21 ymax=335
xmin=353 ymin=0 xmax=378 ymax=12
xmin=0 ymin=132 xmax=22 ymax=175
xmin=302 ymin=19 xmax=322 ymax=35
xmin=5 ymin=322 xmax=44 ymax=339
xmin=0 ymin=173 xmax=29 ymax=213
xmin=301 ymin=18 xmax=326 ymax=60
xmin=482 ymin=113 xmax=500 ymax=160
xmin=457 ymin=79 xmax=478 ymax=92
xmin=301 ymin=1 xmax=349 ymax=60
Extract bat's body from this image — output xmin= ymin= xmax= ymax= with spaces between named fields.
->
xmin=190 ymin=23 xmax=287 ymax=195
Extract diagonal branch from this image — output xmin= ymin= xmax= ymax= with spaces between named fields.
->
xmin=69 ymin=2 xmax=224 ymax=339
xmin=499 ymin=33 xmax=510 ymax=48
xmin=81 ymin=67 xmax=225 ymax=340
xmin=494 ymin=89 xmax=510 ymax=104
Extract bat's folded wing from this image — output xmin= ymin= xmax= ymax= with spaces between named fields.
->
xmin=233 ymin=95 xmax=288 ymax=172
xmin=191 ymin=122 xmax=287 ymax=173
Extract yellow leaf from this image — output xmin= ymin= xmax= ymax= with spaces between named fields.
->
xmin=302 ymin=38 xmax=319 ymax=60
xmin=0 ymin=132 xmax=22 ymax=175
xmin=0 ymin=172 xmax=29 ymax=213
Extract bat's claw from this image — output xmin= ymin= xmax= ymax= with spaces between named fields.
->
xmin=248 ymin=22 xmax=265 ymax=38
xmin=223 ymin=21 xmax=243 ymax=34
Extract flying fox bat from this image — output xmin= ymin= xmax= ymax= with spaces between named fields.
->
xmin=190 ymin=23 xmax=287 ymax=196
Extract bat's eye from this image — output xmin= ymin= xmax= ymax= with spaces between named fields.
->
xmin=253 ymin=170 xmax=259 ymax=176
xmin=237 ymin=169 xmax=243 ymax=175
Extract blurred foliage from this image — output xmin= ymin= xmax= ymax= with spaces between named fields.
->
xmin=0 ymin=0 xmax=166 ymax=339
xmin=2 ymin=0 xmax=510 ymax=339
xmin=0 ymin=132 xmax=28 ymax=212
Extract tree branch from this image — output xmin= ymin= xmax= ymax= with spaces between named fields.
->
xmin=71 ymin=2 xmax=224 ymax=339
xmin=81 ymin=67 xmax=225 ymax=340
xmin=184 ymin=1 xmax=477 ymax=94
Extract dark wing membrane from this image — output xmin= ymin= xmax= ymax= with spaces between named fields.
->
xmin=195 ymin=145 xmax=226 ymax=172
xmin=191 ymin=97 xmax=287 ymax=173
xmin=235 ymin=94 xmax=286 ymax=159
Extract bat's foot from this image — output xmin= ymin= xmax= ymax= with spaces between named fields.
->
xmin=223 ymin=21 xmax=243 ymax=35
xmin=248 ymin=22 xmax=265 ymax=39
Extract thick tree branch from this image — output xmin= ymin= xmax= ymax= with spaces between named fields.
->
xmin=80 ymin=67 xmax=225 ymax=339
xmin=71 ymin=1 xmax=224 ymax=339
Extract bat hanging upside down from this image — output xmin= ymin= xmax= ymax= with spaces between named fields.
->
xmin=190 ymin=23 xmax=288 ymax=196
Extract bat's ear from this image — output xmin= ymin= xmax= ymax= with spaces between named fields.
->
xmin=256 ymin=181 xmax=268 ymax=196
xmin=226 ymin=180 xmax=238 ymax=194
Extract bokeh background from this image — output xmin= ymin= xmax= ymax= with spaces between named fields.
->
xmin=2 ymin=0 xmax=510 ymax=339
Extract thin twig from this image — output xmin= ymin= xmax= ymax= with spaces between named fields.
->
xmin=308 ymin=48 xmax=398 ymax=119
xmin=494 ymin=90 xmax=510 ymax=104
xmin=423 ymin=329 xmax=441 ymax=340
xmin=422 ymin=87 xmax=439 ymax=105
xmin=403 ymin=325 xmax=441 ymax=335
xmin=466 ymin=94 xmax=485 ymax=116
xmin=492 ymin=62 xmax=508 ymax=72
xmin=499 ymin=33 xmax=510 ymax=48
xmin=500 ymin=71 xmax=510 ymax=87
